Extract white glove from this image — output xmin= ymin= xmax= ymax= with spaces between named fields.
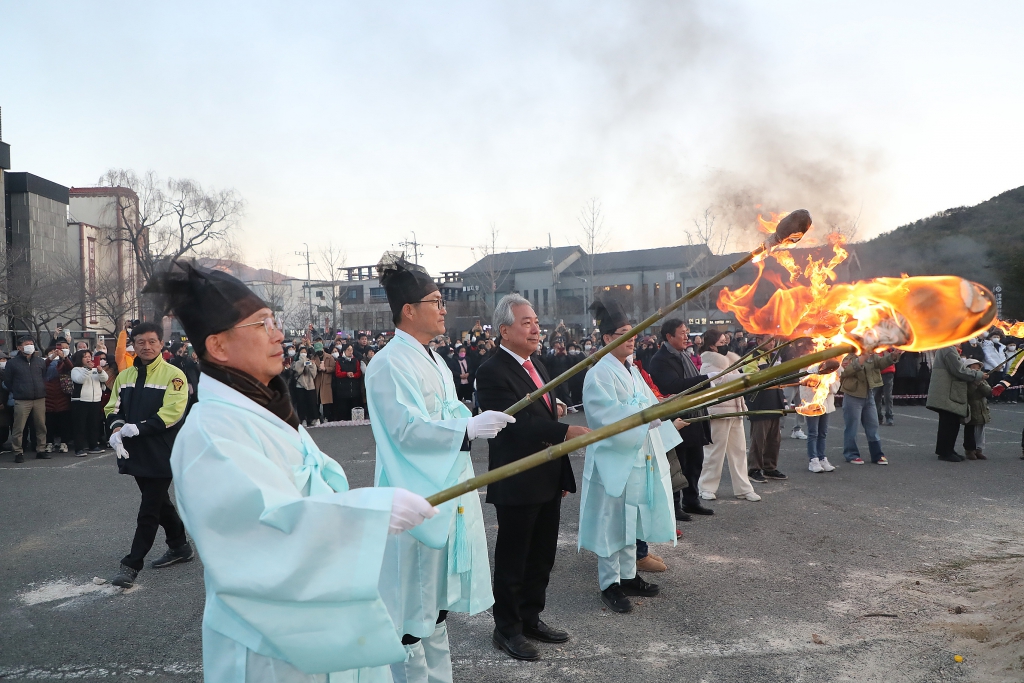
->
xmin=388 ymin=488 xmax=438 ymax=535
xmin=648 ymin=418 xmax=663 ymax=430
xmin=466 ymin=411 xmax=517 ymax=440
xmin=109 ymin=431 xmax=129 ymax=459
xmin=119 ymin=423 xmax=140 ymax=439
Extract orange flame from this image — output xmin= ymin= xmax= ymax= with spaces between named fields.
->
xmin=995 ymin=320 xmax=1024 ymax=337
xmin=717 ymin=234 xmax=996 ymax=414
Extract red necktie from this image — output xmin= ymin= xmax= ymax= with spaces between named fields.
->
xmin=523 ymin=359 xmax=552 ymax=411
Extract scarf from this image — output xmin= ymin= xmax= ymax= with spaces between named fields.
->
xmin=662 ymin=341 xmax=699 ymax=379
xmin=201 ymin=361 xmax=300 ymax=430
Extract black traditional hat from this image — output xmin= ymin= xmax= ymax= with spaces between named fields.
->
xmin=143 ymin=260 xmax=269 ymax=357
xmin=591 ymin=297 xmax=630 ymax=336
xmin=376 ymin=252 xmax=439 ymax=321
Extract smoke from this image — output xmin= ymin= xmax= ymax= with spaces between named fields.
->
xmin=547 ymin=0 xmax=885 ymax=252
xmin=701 ymin=120 xmax=884 ymax=251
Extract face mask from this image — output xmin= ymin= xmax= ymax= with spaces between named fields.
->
xmin=981 ymin=332 xmax=989 ymax=338
xmin=718 ymin=347 xmax=728 ymax=355
xmin=459 ymin=353 xmax=466 ymax=358
xmin=99 ymin=360 xmax=107 ymax=367
xmin=584 ymin=345 xmax=592 ymax=351
xmin=299 ymin=352 xmax=307 ymax=360
xmin=61 ymin=348 xmax=70 ymax=357
xmin=0 ymin=361 xmax=5 ymax=370
xmin=22 ymin=344 xmax=35 ymax=355
xmin=968 ymin=339 xmax=978 ymax=345
xmin=126 ymin=345 xmax=134 ymax=353
xmin=332 ymin=351 xmax=340 ymax=358
xmin=287 ymin=349 xmax=295 ymax=357
xmin=992 ymin=338 xmax=1001 ymax=345
xmin=1009 ymin=346 xmax=1017 ymax=352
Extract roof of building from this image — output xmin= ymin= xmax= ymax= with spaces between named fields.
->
xmin=3 ymin=171 xmax=69 ymax=205
xmin=587 ymin=244 xmax=712 ymax=273
xmin=69 ymin=186 xmax=140 ymax=201
xmin=463 ymin=246 xmax=586 ymax=275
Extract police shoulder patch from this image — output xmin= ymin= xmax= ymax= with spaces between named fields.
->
xmin=171 ymin=377 xmax=185 ymax=391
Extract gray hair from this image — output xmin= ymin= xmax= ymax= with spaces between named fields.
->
xmin=493 ymin=293 xmax=532 ymax=330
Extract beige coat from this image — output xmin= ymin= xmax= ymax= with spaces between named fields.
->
xmin=314 ymin=354 xmax=336 ymax=405
xmin=700 ymin=350 xmax=747 ymax=415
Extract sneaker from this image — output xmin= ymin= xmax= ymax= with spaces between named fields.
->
xmin=87 ymin=447 xmax=104 ymax=454
xmin=112 ymin=564 xmax=139 ymax=588
xmin=937 ymin=453 xmax=961 ymax=463
xmin=848 ymin=457 xmax=865 ymax=465
xmin=74 ymin=450 xmax=87 ymax=457
xmin=699 ymin=490 xmax=716 ymax=500
xmin=57 ymin=443 xmax=69 ymax=453
xmin=748 ymin=469 xmax=767 ymax=483
xmin=35 ymin=452 xmax=52 ymax=460
xmin=884 ymin=419 xmax=894 ymax=426
xmin=736 ymin=491 xmax=761 ymax=501
xmin=763 ymin=469 xmax=788 ymax=480
xmin=820 ymin=458 xmax=836 ymax=472
xmin=43 ymin=443 xmax=53 ymax=453
xmin=791 ymin=429 xmax=808 ymax=440
xmin=808 ymin=458 xmax=824 ymax=473
xmin=620 ymin=575 xmax=660 ymax=597
xmin=14 ymin=452 xmax=24 ymax=463
xmin=600 ymin=583 xmax=632 ymax=613
xmin=875 ymin=456 xmax=889 ymax=465
xmin=151 ymin=542 xmax=195 ymax=568
xmin=636 ymin=555 xmax=667 ymax=572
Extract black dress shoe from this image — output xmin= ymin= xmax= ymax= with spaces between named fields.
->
xmin=523 ymin=620 xmax=569 ymax=643
xmin=683 ymin=504 xmax=714 ymax=516
xmin=621 ymin=574 xmax=660 ymax=597
xmin=937 ymin=453 xmax=961 ymax=463
xmin=675 ymin=507 xmax=692 ymax=522
xmin=492 ymin=629 xmax=539 ymax=661
xmin=35 ymin=452 xmax=52 ymax=460
xmin=600 ymin=583 xmax=632 ymax=613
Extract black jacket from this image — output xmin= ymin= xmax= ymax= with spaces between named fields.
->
xmin=647 ymin=344 xmax=712 ymax=447
xmin=105 ymin=355 xmax=189 ymax=478
xmin=3 ymin=353 xmax=47 ymax=401
xmin=475 ymin=348 xmax=575 ymax=505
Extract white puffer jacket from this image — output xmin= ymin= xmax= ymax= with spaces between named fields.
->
xmin=70 ymin=366 xmax=109 ymax=403
xmin=699 ymin=350 xmax=747 ymax=415
xmin=798 ymin=362 xmax=842 ymax=414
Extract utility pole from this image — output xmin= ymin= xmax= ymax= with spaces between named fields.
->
xmin=295 ymin=244 xmax=315 ymax=330
xmin=397 ymin=232 xmax=421 ymax=264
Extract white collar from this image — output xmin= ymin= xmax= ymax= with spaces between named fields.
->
xmin=395 ymin=328 xmax=436 ymax=363
xmin=500 ymin=344 xmax=529 ymax=366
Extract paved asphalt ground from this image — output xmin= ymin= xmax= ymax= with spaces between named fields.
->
xmin=2 ymin=404 xmax=1023 ymax=682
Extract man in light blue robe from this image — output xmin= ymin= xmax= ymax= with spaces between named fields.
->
xmin=149 ymin=261 xmax=438 ymax=682
xmin=578 ymin=300 xmax=683 ymax=614
xmin=367 ymin=254 xmax=512 ymax=683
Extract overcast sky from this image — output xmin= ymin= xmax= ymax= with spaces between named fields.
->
xmin=3 ymin=1 xmax=1022 ymax=277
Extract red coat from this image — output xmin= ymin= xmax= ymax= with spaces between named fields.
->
xmin=45 ymin=357 xmax=73 ymax=412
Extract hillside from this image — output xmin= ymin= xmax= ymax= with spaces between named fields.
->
xmin=849 ymin=185 xmax=1024 ymax=317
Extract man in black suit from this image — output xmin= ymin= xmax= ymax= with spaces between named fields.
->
xmin=647 ymin=318 xmax=715 ymax=518
xmin=476 ymin=293 xmax=591 ymax=662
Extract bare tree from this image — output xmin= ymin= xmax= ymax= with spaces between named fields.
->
xmin=1 ymin=250 xmax=82 ymax=344
xmin=685 ymin=206 xmax=731 ymax=321
xmin=577 ymin=198 xmax=610 ymax=326
xmin=84 ymin=266 xmax=136 ymax=335
xmin=477 ymin=223 xmax=511 ymax=317
xmin=316 ymin=242 xmax=347 ymax=331
xmin=98 ymin=169 xmax=245 ymax=282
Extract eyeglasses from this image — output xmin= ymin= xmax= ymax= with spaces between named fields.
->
xmin=414 ymin=297 xmax=447 ymax=310
xmin=234 ymin=317 xmax=282 ymax=335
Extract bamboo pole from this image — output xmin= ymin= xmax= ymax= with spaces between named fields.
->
xmin=427 ymin=342 xmax=851 ymax=506
xmin=991 ymin=347 xmax=1024 ymax=373
xmin=502 ymin=211 xmax=811 ymax=416
xmin=672 ymin=337 xmax=797 ymax=400
xmin=677 ymin=409 xmax=796 ymax=424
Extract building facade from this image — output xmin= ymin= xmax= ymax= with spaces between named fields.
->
xmin=68 ymin=186 xmax=146 ymax=334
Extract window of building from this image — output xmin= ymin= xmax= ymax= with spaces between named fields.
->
xmin=87 ymin=237 xmax=97 ymax=324
xmin=654 ymin=282 xmax=661 ymax=310
xmin=534 ymin=289 xmax=539 ymax=306
xmin=542 ymin=288 xmax=549 ymax=316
